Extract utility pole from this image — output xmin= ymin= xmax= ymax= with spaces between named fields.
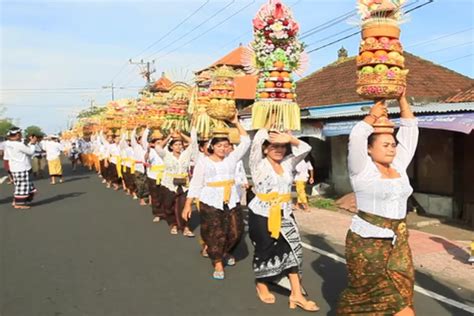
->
xmin=102 ymin=82 xmax=116 ymax=100
xmin=129 ymin=59 xmax=156 ymax=84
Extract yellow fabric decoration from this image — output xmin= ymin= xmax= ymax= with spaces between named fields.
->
xmin=113 ymin=156 xmax=123 ymax=178
xmin=295 ymin=181 xmax=308 ymax=204
xmin=150 ymin=165 xmax=165 ymax=184
xmin=251 ymin=100 xmax=301 ymax=131
xmin=206 ymin=180 xmax=235 ymax=204
xmin=256 ymin=192 xmax=292 ymax=239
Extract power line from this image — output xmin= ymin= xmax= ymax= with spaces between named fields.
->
xmin=104 ymin=1 xmax=211 ymax=95
xmin=156 ymin=1 xmax=257 ymax=61
xmin=300 ymin=10 xmax=357 ymax=39
xmin=406 ymin=27 xmax=474 ymax=48
xmin=143 ymin=0 xmax=236 ymax=60
xmin=0 ymin=86 xmax=143 ymax=92
xmin=306 ymin=0 xmax=433 ymax=54
xmin=306 ymin=27 xmax=357 ymax=47
xmin=423 ymin=40 xmax=474 ymax=55
xmin=440 ymin=53 xmax=474 ymax=64
xmin=134 ymin=0 xmax=211 ymax=59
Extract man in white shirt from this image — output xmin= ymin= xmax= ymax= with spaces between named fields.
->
xmin=42 ymin=135 xmax=64 ymax=184
xmin=294 ymin=158 xmax=314 ymax=211
xmin=4 ymin=127 xmax=37 ymax=209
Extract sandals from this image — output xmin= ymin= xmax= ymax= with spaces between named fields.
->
xmin=212 ymin=270 xmax=225 ymax=280
xmin=225 ymin=256 xmax=236 ymax=267
xmin=14 ymin=205 xmax=31 ymax=210
xmin=256 ymin=286 xmax=276 ymax=304
xmin=289 ymin=296 xmax=319 ymax=312
xmin=183 ymin=229 xmax=195 ymax=238
xmin=170 ymin=226 xmax=178 ymax=235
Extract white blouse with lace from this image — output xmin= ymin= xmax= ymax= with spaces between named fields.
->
xmin=248 ymin=129 xmax=311 ymax=219
xmin=155 ymin=130 xmax=198 ymax=193
xmin=348 ymin=118 xmax=419 ymax=238
xmin=187 ymin=136 xmax=251 ymax=210
xmin=147 ymin=148 xmax=164 ymax=180
xmin=131 ymin=129 xmax=149 ymax=174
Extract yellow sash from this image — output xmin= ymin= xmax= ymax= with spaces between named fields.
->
xmin=150 ymin=165 xmax=165 ymax=184
xmin=206 ymin=180 xmax=235 ymax=204
xmin=256 ymin=192 xmax=292 ymax=239
xmin=295 ymin=180 xmax=308 ymax=204
xmin=113 ymin=156 xmax=122 ymax=178
xmin=122 ymin=157 xmax=128 ymax=172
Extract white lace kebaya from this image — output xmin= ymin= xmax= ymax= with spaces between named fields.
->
xmin=348 ymin=118 xmax=419 ymax=239
xmin=187 ymin=135 xmax=251 ymax=210
xmin=155 ymin=130 xmax=198 ymax=193
xmin=248 ymin=129 xmax=311 ymax=219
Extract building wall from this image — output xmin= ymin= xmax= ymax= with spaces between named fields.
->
xmin=414 ymin=129 xmax=454 ymax=195
xmin=330 ymin=136 xmax=352 ymax=195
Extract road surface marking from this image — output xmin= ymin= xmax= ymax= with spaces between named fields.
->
xmin=301 ymin=242 xmax=474 ymax=314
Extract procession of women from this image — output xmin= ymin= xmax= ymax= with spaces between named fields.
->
xmin=2 ymin=0 xmax=424 ymax=315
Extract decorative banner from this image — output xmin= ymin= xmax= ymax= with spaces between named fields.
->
xmin=245 ymin=0 xmax=308 ymax=131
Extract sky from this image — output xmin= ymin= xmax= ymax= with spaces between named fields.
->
xmin=1 ymin=0 xmax=473 ymax=133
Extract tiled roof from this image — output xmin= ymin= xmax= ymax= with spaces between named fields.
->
xmin=296 ymin=53 xmax=474 ymax=108
xmin=445 ymin=85 xmax=474 ymax=103
xmin=211 ymin=46 xmax=248 ymax=68
xmin=150 ymin=74 xmax=172 ymax=92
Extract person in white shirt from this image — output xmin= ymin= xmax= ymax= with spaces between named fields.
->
xmin=155 ymin=129 xmax=197 ymax=237
xmin=294 ymin=158 xmax=314 ymax=211
xmin=100 ymin=130 xmax=122 ymax=190
xmin=4 ymin=127 xmax=37 ymax=209
xmin=144 ymin=129 xmax=166 ymax=223
xmin=1 ymin=136 xmax=14 ymax=184
xmin=119 ymin=133 xmax=136 ymax=197
xmin=42 ymin=135 xmax=64 ymax=184
xmin=337 ymin=93 xmax=417 ymax=316
xmin=131 ymin=127 xmax=150 ymax=206
xmin=183 ymin=114 xmax=250 ymax=280
xmin=248 ymin=124 xmax=318 ymax=311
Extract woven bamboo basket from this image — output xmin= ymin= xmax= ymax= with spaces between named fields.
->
xmin=362 ymin=23 xmax=400 ymax=39
xmin=207 ymin=102 xmax=237 ymax=121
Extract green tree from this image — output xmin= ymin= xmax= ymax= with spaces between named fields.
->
xmin=0 ymin=118 xmax=15 ymax=137
xmin=24 ymin=125 xmax=45 ymax=138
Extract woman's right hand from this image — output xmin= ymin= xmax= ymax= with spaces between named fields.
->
xmin=182 ymin=204 xmax=193 ymax=221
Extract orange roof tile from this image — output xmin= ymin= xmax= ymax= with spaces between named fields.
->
xmin=211 ymin=46 xmax=248 ymax=68
xmin=445 ymin=85 xmax=474 ymax=103
xmin=150 ymin=73 xmax=172 ymax=92
xmin=296 ymin=53 xmax=474 ymax=108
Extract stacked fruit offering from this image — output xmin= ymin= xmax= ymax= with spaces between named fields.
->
xmin=356 ymin=0 xmax=408 ymax=99
xmin=163 ymin=82 xmax=191 ymax=132
xmin=257 ymin=64 xmax=295 ymax=101
xmin=207 ymin=66 xmax=237 ymax=121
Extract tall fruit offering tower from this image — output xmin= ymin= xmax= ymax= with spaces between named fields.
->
xmin=245 ymin=0 xmax=308 ymax=131
xmin=356 ymin=0 xmax=408 ymax=133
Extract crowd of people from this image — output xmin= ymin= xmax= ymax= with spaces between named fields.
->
xmin=1 ymin=94 xmax=419 ymax=315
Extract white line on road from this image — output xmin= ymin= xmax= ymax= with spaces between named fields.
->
xmin=301 ymin=242 xmax=474 ymax=314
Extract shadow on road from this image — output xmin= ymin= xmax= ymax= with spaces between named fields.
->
xmin=63 ymin=176 xmax=90 ymax=183
xmin=32 ymin=192 xmax=85 ymax=206
xmin=304 ymin=234 xmax=474 ymax=316
xmin=429 ymin=236 xmax=470 ymax=264
xmin=305 ymin=234 xmax=347 ymax=316
xmin=0 ymin=196 xmax=12 ymax=205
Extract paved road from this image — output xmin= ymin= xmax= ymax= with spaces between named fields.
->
xmin=1 ymin=163 xmax=472 ymax=315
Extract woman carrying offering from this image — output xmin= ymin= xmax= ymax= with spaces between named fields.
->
xmin=182 ymin=113 xmax=250 ymax=280
xmin=336 ymin=93 xmax=418 ymax=316
xmin=131 ymin=127 xmax=150 ymax=206
xmin=145 ymin=130 xmax=166 ymax=223
xmin=156 ymin=128 xmax=197 ymax=237
xmin=248 ymin=123 xmax=319 ymax=311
